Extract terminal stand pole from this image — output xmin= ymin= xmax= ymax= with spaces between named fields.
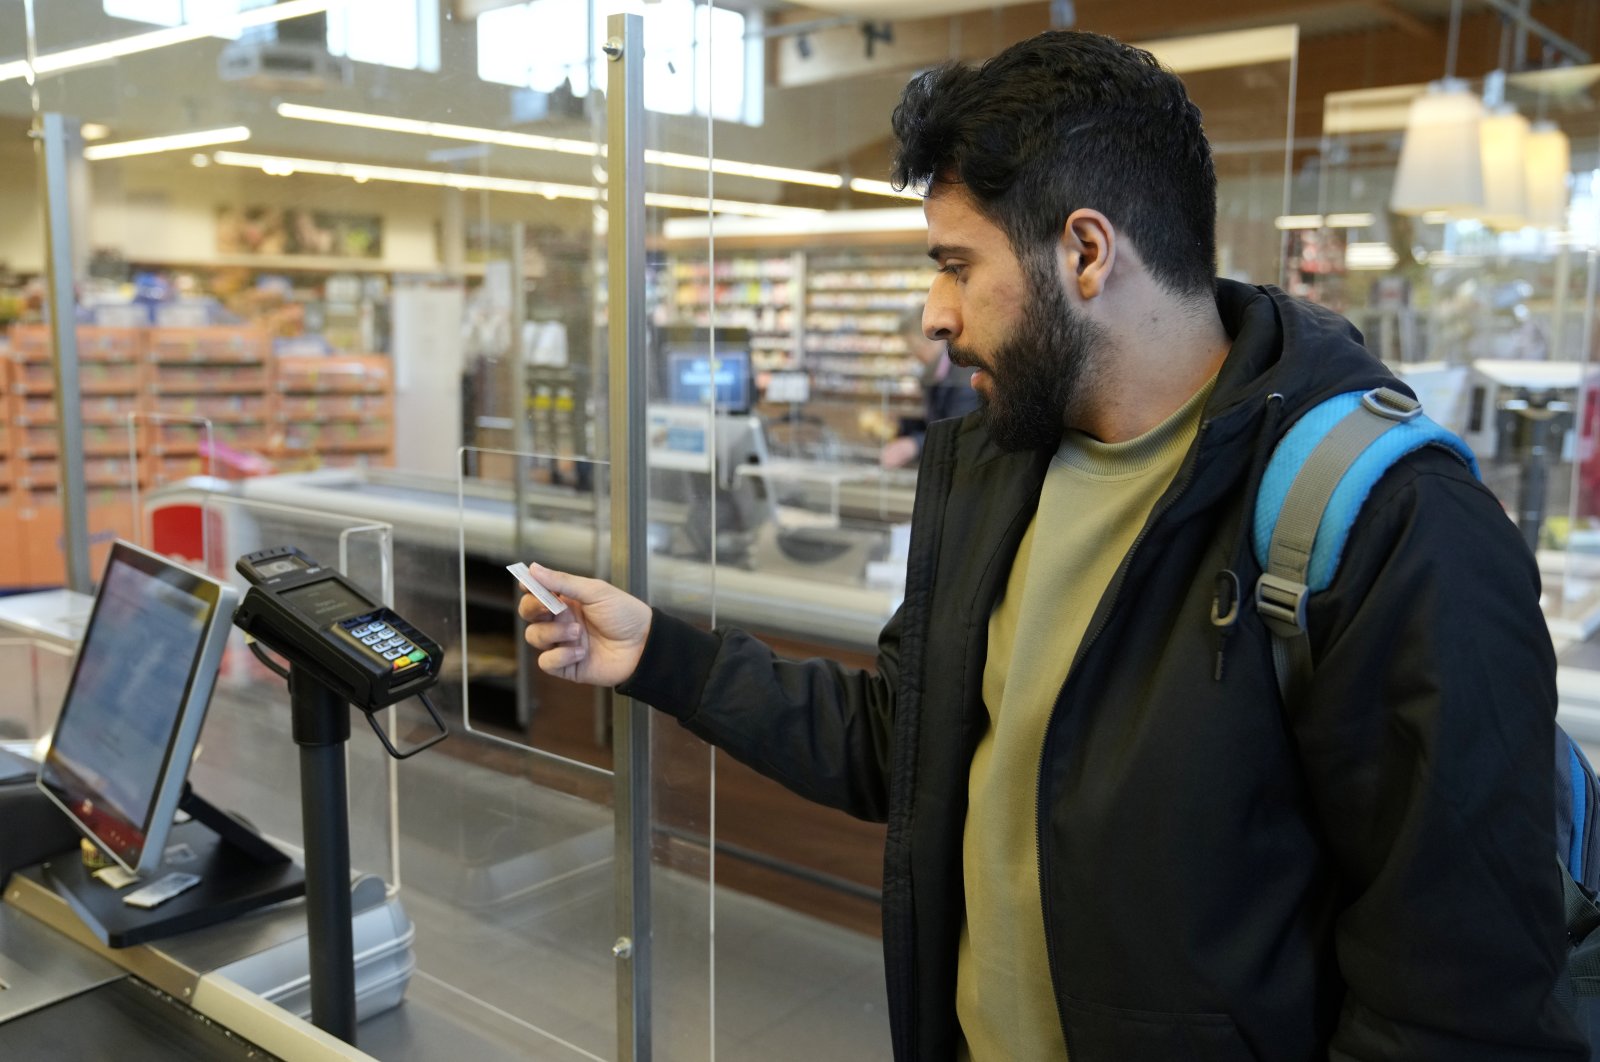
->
xmin=289 ymin=669 xmax=357 ymax=1046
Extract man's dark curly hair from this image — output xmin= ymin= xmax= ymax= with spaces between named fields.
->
xmin=891 ymin=31 xmax=1217 ymax=299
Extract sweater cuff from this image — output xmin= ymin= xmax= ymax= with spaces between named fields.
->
xmin=615 ymin=608 xmax=720 ymax=722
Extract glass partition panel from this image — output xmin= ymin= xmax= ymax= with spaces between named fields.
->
xmin=0 ymin=638 xmax=77 ymax=744
xmin=1316 ymin=70 xmax=1600 ymax=643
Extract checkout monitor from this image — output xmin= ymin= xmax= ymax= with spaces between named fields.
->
xmin=37 ymin=541 xmax=239 ymax=876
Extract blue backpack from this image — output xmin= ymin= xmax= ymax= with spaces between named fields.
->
xmin=1250 ymin=386 xmax=1600 ymax=1021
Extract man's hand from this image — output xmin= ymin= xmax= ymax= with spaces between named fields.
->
xmin=516 ymin=563 xmax=652 ymax=686
xmin=880 ymin=435 xmax=919 ymax=469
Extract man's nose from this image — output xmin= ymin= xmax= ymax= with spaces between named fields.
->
xmin=923 ymin=285 xmax=959 ymax=341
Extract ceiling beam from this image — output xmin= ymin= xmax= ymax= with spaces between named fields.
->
xmin=1362 ymin=0 xmax=1438 ymax=41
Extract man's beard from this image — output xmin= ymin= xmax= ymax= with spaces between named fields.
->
xmin=948 ymin=258 xmax=1104 ymax=453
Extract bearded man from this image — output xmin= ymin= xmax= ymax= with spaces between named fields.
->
xmin=518 ymin=30 xmax=1584 ymax=1062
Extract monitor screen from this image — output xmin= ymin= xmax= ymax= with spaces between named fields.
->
xmin=666 ymin=347 xmax=752 ymax=412
xmin=38 ymin=541 xmax=238 ymax=875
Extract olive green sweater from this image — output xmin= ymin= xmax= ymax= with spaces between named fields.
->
xmin=956 ymin=377 xmax=1215 ymax=1061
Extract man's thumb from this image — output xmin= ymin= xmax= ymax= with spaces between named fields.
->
xmin=526 ymin=563 xmax=603 ymax=604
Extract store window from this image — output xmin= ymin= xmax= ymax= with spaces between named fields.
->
xmin=101 ymin=0 xmax=442 ymax=72
xmin=478 ymin=0 xmax=760 ymax=125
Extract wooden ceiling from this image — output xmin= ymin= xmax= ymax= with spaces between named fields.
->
xmin=770 ymin=0 xmax=1600 ymax=144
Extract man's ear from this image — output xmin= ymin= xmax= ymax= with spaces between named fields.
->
xmin=1061 ymin=208 xmax=1116 ymax=301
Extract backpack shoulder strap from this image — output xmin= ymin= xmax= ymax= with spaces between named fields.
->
xmin=1252 ymin=387 xmax=1479 ymax=702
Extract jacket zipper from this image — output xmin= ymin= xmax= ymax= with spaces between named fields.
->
xmin=1033 ymin=419 xmax=1212 ymax=1055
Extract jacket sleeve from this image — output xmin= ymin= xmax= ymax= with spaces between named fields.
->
xmin=1293 ymin=448 xmax=1585 ymax=1059
xmin=615 ymin=603 xmax=902 ymax=823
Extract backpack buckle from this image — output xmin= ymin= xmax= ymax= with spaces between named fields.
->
xmin=1362 ymin=387 xmax=1421 ymax=422
xmin=1255 ymin=573 xmax=1309 ymax=638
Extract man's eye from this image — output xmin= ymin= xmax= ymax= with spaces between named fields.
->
xmin=939 ymin=263 xmax=965 ymax=278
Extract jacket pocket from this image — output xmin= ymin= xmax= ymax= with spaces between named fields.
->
xmin=1062 ymin=996 xmax=1259 ymax=1062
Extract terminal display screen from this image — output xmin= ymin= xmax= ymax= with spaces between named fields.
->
xmin=39 ymin=543 xmax=233 ymax=873
xmin=667 ymin=348 xmax=751 ymax=411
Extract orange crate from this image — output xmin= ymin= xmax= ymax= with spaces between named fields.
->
xmin=278 ymin=419 xmax=392 ymax=454
xmin=15 ymin=359 xmax=144 ymax=395
xmin=14 ymin=423 xmax=136 ymax=459
xmin=276 ymin=393 xmax=391 ymax=420
xmin=149 ymin=393 xmax=272 ymax=422
xmin=140 ymin=420 xmax=272 ymax=455
xmin=15 ymin=455 xmax=141 ymax=492
xmin=147 ymin=327 xmax=269 ymax=364
xmin=275 ymin=354 xmax=391 ymax=395
xmin=0 ymin=495 xmax=20 ymax=588
xmin=7 ymin=325 xmax=145 ymax=363
xmin=149 ymin=364 xmax=271 ymax=393
xmin=18 ymin=491 xmax=64 ymax=587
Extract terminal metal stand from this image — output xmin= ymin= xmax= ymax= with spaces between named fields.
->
xmin=288 ymin=669 xmax=358 ymax=1046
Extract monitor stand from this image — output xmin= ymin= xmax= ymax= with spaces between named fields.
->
xmin=43 ymin=786 xmax=306 ymax=948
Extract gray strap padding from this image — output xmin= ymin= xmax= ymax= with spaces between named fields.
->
xmin=1263 ymin=388 xmax=1417 ymax=702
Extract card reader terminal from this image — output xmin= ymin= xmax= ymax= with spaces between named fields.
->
xmin=233 ymin=546 xmax=442 ymax=711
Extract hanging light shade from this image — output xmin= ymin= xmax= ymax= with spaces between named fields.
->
xmin=1390 ymin=79 xmax=1486 ymax=217
xmin=1524 ymin=121 xmax=1572 ymax=230
xmin=1477 ymin=105 xmax=1530 ymax=229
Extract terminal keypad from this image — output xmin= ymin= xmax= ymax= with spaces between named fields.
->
xmin=339 ymin=614 xmax=430 ymax=672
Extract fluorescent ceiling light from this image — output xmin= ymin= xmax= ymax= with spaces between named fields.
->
xmin=1274 ymin=214 xmax=1324 ymax=230
xmin=0 ymin=0 xmax=337 ymax=84
xmin=1324 ymin=212 xmax=1376 ymax=229
xmin=1139 ymin=25 xmax=1298 ymax=75
xmin=80 ymin=123 xmax=111 ymax=141
xmin=276 ymin=103 xmax=889 ymax=197
xmin=848 ymin=178 xmax=921 ymax=201
xmin=210 ymin=151 xmax=823 ymax=219
xmin=84 ymin=125 xmax=251 ymax=161
xmin=1346 ymin=242 xmax=1399 ymax=270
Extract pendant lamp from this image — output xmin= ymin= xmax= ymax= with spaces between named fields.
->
xmin=1390 ymin=78 xmax=1485 ymax=217
xmin=1524 ymin=121 xmax=1571 ymax=230
xmin=1477 ymin=105 xmax=1530 ymax=229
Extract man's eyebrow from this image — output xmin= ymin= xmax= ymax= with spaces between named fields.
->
xmin=927 ymin=244 xmax=973 ymax=262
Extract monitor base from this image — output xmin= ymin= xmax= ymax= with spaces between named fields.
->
xmin=43 ymin=791 xmax=305 ymax=948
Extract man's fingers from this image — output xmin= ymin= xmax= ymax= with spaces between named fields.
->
xmin=524 ymin=618 xmax=581 ymax=650
xmin=537 ymin=644 xmax=587 ymax=675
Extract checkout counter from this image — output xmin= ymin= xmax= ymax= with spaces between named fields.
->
xmin=144 ymin=458 xmax=917 ymax=653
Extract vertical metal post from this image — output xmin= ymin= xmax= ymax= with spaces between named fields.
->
xmin=508 ymin=223 xmax=536 ymax=730
xmin=605 ymin=13 xmax=652 ymax=1062
xmin=37 ymin=114 xmax=92 ymax=593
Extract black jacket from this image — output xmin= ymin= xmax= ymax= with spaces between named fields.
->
xmin=621 ymin=280 xmax=1585 ymax=1060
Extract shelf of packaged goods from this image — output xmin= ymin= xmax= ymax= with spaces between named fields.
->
xmin=275 ymin=393 xmax=392 ymax=421
xmin=14 ymin=360 xmax=144 ymax=396
xmin=274 ymin=450 xmax=391 ymax=474
xmin=809 ymin=381 xmax=923 ymax=399
xmin=147 ymin=394 xmax=273 ymax=424
xmin=275 ymin=421 xmax=393 ymax=454
xmin=8 ymin=324 xmax=148 ymax=364
xmin=806 ymin=294 xmax=925 ymax=311
xmin=146 ymin=327 xmax=271 ymax=365
xmin=148 ymin=365 xmax=273 ymax=394
xmin=669 ymin=259 xmax=795 ymax=282
xmin=803 ymin=336 xmax=911 ymax=355
xmin=14 ymin=394 xmax=142 ymax=427
xmin=807 ymin=277 xmax=930 ymax=292
xmin=800 ymin=313 xmax=904 ymax=333
xmin=14 ymin=455 xmax=142 ymax=492
xmin=139 ymin=421 xmax=275 ymax=457
xmin=13 ymin=423 xmax=139 ymax=459
xmin=275 ymin=354 xmax=391 ymax=396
